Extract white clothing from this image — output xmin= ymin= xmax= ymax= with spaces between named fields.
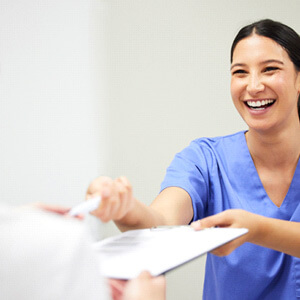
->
xmin=0 ymin=205 xmax=109 ymax=300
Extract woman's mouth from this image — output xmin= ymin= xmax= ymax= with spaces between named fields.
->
xmin=245 ymin=99 xmax=276 ymax=110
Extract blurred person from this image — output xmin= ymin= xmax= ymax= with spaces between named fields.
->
xmin=0 ymin=204 xmax=165 ymax=300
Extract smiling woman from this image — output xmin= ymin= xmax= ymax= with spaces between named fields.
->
xmin=231 ymin=19 xmax=300 ymax=120
xmin=85 ymin=19 xmax=300 ymax=300
xmin=231 ymin=34 xmax=300 ymax=135
xmin=229 ymin=21 xmax=300 ymax=210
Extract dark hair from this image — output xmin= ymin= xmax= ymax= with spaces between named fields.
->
xmin=231 ymin=19 xmax=300 ymax=120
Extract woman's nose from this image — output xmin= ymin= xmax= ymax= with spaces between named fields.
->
xmin=246 ymin=74 xmax=265 ymax=95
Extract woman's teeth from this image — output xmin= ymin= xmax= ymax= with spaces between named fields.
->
xmin=246 ymin=99 xmax=275 ymax=110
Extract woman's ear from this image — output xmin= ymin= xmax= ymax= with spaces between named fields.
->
xmin=297 ymin=70 xmax=300 ymax=91
xmin=296 ymin=71 xmax=300 ymax=94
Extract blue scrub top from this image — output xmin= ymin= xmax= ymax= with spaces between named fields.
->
xmin=160 ymin=131 xmax=300 ymax=300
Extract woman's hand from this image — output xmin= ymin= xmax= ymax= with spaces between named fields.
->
xmin=86 ymin=176 xmax=135 ymax=223
xmin=191 ymin=209 xmax=260 ymax=256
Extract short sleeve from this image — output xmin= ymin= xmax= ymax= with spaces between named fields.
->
xmin=160 ymin=140 xmax=210 ymax=221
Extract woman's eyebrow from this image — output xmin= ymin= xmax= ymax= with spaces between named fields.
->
xmin=260 ymin=59 xmax=284 ymax=65
xmin=230 ymin=59 xmax=284 ymax=70
xmin=230 ymin=63 xmax=246 ymax=70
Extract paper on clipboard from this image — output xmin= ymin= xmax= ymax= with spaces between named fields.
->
xmin=93 ymin=226 xmax=248 ymax=279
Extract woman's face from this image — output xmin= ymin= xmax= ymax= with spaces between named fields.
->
xmin=231 ymin=34 xmax=300 ymax=134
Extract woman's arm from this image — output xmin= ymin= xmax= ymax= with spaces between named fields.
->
xmin=86 ymin=176 xmax=194 ymax=231
xmin=191 ymin=209 xmax=300 ymax=258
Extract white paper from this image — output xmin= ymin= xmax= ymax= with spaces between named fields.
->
xmin=93 ymin=226 xmax=248 ymax=279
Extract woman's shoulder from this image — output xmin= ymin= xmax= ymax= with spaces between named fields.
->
xmin=173 ymin=130 xmax=246 ymax=166
xmin=190 ymin=130 xmax=246 ymax=150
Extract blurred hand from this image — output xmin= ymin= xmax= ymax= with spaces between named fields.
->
xmin=86 ymin=176 xmax=135 ymax=223
xmin=191 ymin=209 xmax=259 ymax=256
xmin=26 ymin=203 xmax=84 ymax=220
xmin=108 ymin=278 xmax=127 ymax=300
xmin=122 ymin=271 xmax=166 ymax=300
xmin=30 ymin=203 xmax=70 ymax=215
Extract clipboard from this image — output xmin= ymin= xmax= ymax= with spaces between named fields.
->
xmin=93 ymin=226 xmax=248 ymax=279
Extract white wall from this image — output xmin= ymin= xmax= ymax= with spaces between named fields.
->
xmin=100 ymin=1 xmax=300 ymax=299
xmin=0 ymin=0 xmax=107 ymax=207
xmin=1 ymin=1 xmax=300 ymax=300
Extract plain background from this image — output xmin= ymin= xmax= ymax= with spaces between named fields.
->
xmin=1 ymin=1 xmax=300 ymax=299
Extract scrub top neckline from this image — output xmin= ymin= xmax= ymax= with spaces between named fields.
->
xmin=241 ymin=130 xmax=300 ymax=210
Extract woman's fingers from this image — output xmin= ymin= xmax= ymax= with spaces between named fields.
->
xmin=115 ymin=176 xmax=134 ymax=218
xmin=191 ymin=211 xmax=229 ymax=230
xmin=191 ymin=209 xmax=246 ymax=230
xmin=87 ymin=176 xmax=134 ymax=222
xmin=86 ymin=176 xmax=112 ymax=197
xmin=191 ymin=209 xmax=251 ymax=256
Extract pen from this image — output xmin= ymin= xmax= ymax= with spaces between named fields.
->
xmin=68 ymin=196 xmax=102 ymax=216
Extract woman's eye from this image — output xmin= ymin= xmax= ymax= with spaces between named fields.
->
xmin=232 ymin=69 xmax=246 ymax=75
xmin=264 ymin=66 xmax=279 ymax=72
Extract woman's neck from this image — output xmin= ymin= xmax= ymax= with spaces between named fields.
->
xmin=246 ymin=125 xmax=300 ymax=169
